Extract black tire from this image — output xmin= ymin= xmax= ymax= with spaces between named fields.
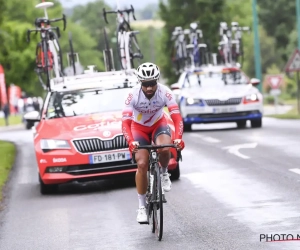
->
xmin=52 ymin=32 xmax=64 ymax=76
xmin=238 ymin=38 xmax=244 ymax=68
xmin=25 ymin=122 xmax=33 ymax=130
xmin=42 ymin=40 xmax=50 ymax=89
xmin=152 ymin=167 xmax=163 ymax=241
xmin=69 ymin=32 xmax=76 ymax=75
xmin=184 ymin=123 xmax=192 ymax=132
xmin=251 ymin=118 xmax=262 ymax=128
xmin=39 ymin=174 xmax=58 ymax=195
xmin=129 ymin=33 xmax=142 ymax=69
xmin=236 ymin=120 xmax=247 ymax=128
xmin=103 ymin=28 xmax=113 ymax=71
xmin=170 ymin=163 xmax=180 ymax=180
xmin=116 ymin=25 xmax=126 ymax=70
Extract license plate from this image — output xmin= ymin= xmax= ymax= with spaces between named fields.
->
xmin=213 ymin=107 xmax=236 ymax=113
xmin=89 ymin=151 xmax=131 ymax=164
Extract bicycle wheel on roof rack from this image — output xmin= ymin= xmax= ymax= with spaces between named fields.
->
xmin=237 ymin=39 xmax=244 ymax=68
xmin=35 ymin=41 xmax=50 ymax=90
xmin=52 ymin=32 xmax=64 ymax=76
xmin=103 ymin=27 xmax=114 ymax=71
xmin=116 ymin=26 xmax=127 ymax=70
xmin=128 ymin=32 xmax=143 ymax=69
xmin=68 ymin=32 xmax=76 ymax=75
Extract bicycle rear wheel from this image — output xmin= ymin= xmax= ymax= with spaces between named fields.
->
xmin=152 ymin=166 xmax=163 ymax=241
xmin=129 ymin=33 xmax=143 ymax=69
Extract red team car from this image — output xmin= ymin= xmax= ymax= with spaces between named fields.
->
xmin=24 ymin=69 xmax=181 ymax=194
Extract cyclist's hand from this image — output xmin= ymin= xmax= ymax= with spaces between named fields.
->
xmin=129 ymin=141 xmax=139 ymax=153
xmin=173 ymin=139 xmax=185 ymax=150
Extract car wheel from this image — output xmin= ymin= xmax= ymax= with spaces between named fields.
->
xmin=170 ymin=163 xmax=180 ymax=180
xmin=39 ymin=174 xmax=58 ymax=195
xmin=251 ymin=118 xmax=262 ymax=128
xmin=236 ymin=120 xmax=247 ymax=128
xmin=25 ymin=122 xmax=33 ymax=130
xmin=184 ymin=124 xmax=192 ymax=132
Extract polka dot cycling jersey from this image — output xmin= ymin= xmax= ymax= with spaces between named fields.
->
xmin=122 ymin=83 xmax=179 ymax=126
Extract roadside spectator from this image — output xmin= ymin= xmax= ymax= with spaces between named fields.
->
xmin=3 ymin=103 xmax=10 ymax=126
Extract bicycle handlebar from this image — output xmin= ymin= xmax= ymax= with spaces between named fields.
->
xmin=26 ymin=26 xmax=60 ymax=43
xmin=133 ymin=144 xmax=183 ymax=163
xmin=34 ymin=14 xmax=67 ymax=31
xmin=103 ymin=5 xmax=136 ymax=24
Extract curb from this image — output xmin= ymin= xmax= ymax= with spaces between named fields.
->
xmin=0 ymin=124 xmax=24 ymax=132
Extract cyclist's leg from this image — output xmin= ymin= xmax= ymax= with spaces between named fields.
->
xmin=152 ymin=117 xmax=172 ymax=192
xmin=131 ymin=122 xmax=151 ymax=222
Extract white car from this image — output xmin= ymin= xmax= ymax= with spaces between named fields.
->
xmin=171 ymin=66 xmax=263 ymax=131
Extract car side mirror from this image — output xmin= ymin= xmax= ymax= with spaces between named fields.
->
xmin=24 ymin=111 xmax=40 ymax=122
xmin=250 ymin=78 xmax=260 ymax=86
xmin=170 ymin=83 xmax=181 ymax=90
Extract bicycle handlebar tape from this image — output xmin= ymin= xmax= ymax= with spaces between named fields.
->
xmin=103 ymin=8 xmax=109 ymax=24
xmin=63 ymin=14 xmax=67 ymax=31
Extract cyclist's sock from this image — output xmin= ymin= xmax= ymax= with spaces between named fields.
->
xmin=138 ymin=193 xmax=146 ymax=208
xmin=161 ymin=167 xmax=168 ymax=174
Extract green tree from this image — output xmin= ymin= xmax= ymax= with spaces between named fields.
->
xmin=158 ymin=0 xmax=228 ymax=84
xmin=258 ymin=0 xmax=296 ymax=63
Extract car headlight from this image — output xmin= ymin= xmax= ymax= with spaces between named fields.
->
xmin=40 ymin=139 xmax=71 ymax=151
xmin=243 ymin=94 xmax=259 ymax=103
xmin=186 ymin=97 xmax=205 ymax=106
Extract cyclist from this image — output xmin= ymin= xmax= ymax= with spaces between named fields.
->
xmin=122 ymin=62 xmax=185 ymax=223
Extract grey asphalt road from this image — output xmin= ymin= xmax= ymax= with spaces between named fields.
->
xmin=0 ymin=117 xmax=300 ymax=250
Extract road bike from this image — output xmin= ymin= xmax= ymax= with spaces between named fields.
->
xmin=103 ymin=3 xmax=143 ymax=70
xmin=185 ymin=22 xmax=208 ymax=68
xmin=171 ymin=26 xmax=188 ymax=74
xmin=134 ymin=144 xmax=182 ymax=241
xmin=27 ymin=1 xmax=66 ymax=90
xmin=218 ymin=21 xmax=250 ymax=68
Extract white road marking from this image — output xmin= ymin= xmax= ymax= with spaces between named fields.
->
xmin=222 ymin=142 xmax=258 ymax=159
xmin=190 ymin=134 xmax=221 ymax=143
xmin=289 ymin=168 xmax=300 ymax=175
xmin=182 ymin=170 xmax=300 ymax=231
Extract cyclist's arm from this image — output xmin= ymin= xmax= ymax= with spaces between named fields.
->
xmin=164 ymin=89 xmax=183 ymax=139
xmin=122 ymin=92 xmax=135 ymax=143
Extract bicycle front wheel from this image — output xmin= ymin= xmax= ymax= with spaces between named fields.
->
xmin=152 ymin=166 xmax=163 ymax=241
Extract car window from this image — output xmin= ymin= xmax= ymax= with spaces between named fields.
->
xmin=45 ymin=88 xmax=130 ymax=119
xmin=183 ymin=71 xmax=248 ymax=88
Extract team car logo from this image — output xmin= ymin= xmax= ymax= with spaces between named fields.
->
xmin=74 ymin=121 xmax=122 ymax=131
xmin=103 ymin=130 xmax=111 ymax=137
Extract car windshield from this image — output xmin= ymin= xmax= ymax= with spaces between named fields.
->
xmin=183 ymin=71 xmax=248 ymax=88
xmin=45 ymin=88 xmax=131 ymax=119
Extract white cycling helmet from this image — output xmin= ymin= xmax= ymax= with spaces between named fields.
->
xmin=136 ymin=62 xmax=160 ymax=82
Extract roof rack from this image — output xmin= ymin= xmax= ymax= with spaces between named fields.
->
xmin=49 ymin=66 xmax=138 ymax=91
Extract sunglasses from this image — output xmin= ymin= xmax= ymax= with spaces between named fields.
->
xmin=141 ymin=80 xmax=157 ymax=88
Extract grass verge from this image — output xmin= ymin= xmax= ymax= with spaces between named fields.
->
xmin=267 ymin=105 xmax=300 ymax=119
xmin=0 ymin=141 xmax=16 ymax=200
xmin=0 ymin=115 xmax=22 ymax=127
